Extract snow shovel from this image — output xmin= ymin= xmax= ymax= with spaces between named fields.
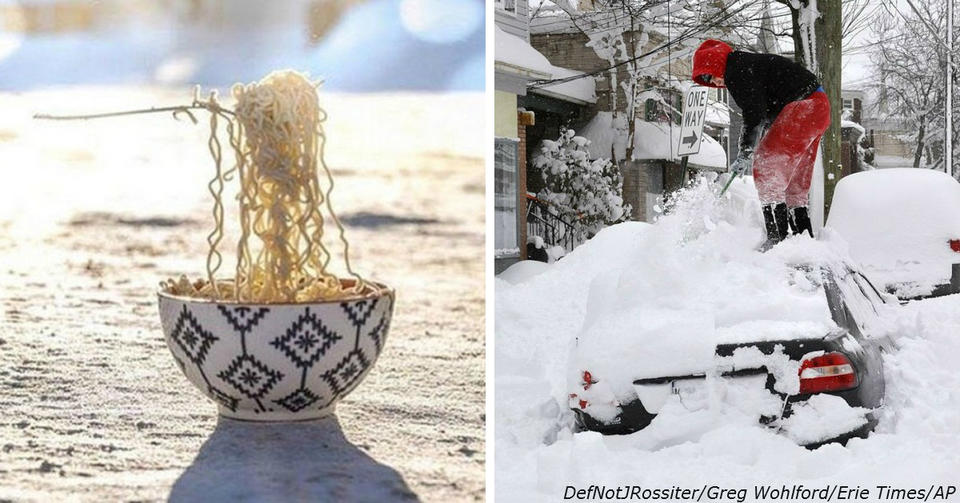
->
xmin=718 ymin=170 xmax=740 ymax=197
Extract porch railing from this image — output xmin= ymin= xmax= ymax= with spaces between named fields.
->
xmin=525 ymin=195 xmax=587 ymax=255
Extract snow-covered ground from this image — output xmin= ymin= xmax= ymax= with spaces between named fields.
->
xmin=495 ymin=177 xmax=960 ymax=501
xmin=0 ymin=88 xmax=484 ymax=501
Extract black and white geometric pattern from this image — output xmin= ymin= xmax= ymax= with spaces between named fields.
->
xmin=367 ymin=302 xmax=392 ymax=354
xmin=274 ymin=388 xmax=320 ymax=412
xmin=271 ymin=308 xmax=341 ymax=368
xmin=217 ymin=305 xmax=269 ymax=334
xmin=208 ymin=384 xmax=240 ymax=412
xmin=159 ymin=288 xmax=394 ymax=420
xmin=170 ymin=305 xmax=218 ymax=365
xmin=218 ymin=354 xmax=284 ymax=399
xmin=322 ymin=349 xmax=371 ymax=395
xmin=342 ymin=298 xmax=379 ymax=328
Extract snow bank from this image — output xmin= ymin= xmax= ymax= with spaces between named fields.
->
xmin=496 ymin=174 xmax=960 ymax=500
xmin=826 ymin=168 xmax=960 ymax=296
xmin=497 ymin=260 xmax=551 ymax=285
xmin=780 ymin=394 xmax=869 ymax=445
xmin=505 ymin=293 xmax=960 ymax=499
xmin=495 ymin=222 xmax=651 ymax=454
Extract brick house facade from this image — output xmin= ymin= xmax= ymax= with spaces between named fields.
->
xmin=530 ymin=32 xmax=620 ymax=112
xmin=530 ymin=29 xmax=696 ymax=222
xmin=517 ymin=109 xmax=535 ymax=254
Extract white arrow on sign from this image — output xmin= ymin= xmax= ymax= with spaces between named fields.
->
xmin=677 ymin=86 xmax=709 ymax=157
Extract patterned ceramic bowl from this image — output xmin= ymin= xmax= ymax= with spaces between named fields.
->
xmin=157 ymin=281 xmax=394 ymax=421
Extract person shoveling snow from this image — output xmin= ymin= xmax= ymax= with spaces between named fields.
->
xmin=693 ymin=39 xmax=830 ymax=248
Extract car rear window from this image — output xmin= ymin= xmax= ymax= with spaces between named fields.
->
xmin=835 ymin=270 xmax=882 ymax=336
xmin=854 ymin=273 xmax=887 ymax=306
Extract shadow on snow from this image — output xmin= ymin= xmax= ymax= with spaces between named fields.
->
xmin=169 ymin=415 xmax=419 ymax=502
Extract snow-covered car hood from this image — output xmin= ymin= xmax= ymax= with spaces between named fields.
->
xmin=568 ymin=225 xmax=849 ymax=406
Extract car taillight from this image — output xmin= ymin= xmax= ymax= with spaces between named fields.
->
xmin=798 ymin=352 xmax=858 ymax=393
xmin=950 ymin=239 xmax=960 ymax=252
xmin=569 ymin=393 xmax=588 ymax=409
xmin=582 ymin=370 xmax=596 ymax=390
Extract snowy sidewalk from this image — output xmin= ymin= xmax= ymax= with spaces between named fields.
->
xmin=0 ymin=89 xmax=485 ymax=502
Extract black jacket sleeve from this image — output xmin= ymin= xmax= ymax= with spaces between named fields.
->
xmin=737 ymin=99 xmax=763 ymax=160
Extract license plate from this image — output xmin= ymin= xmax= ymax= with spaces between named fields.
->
xmin=671 ymin=378 xmax=709 ymax=411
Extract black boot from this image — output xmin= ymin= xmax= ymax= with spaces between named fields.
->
xmin=760 ymin=203 xmax=790 ymax=250
xmin=773 ymin=202 xmax=789 ymax=241
xmin=788 ymin=206 xmax=814 ymax=237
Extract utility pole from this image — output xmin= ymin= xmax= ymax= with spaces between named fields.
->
xmin=948 ymin=0 xmax=953 ymax=177
xmin=817 ymin=0 xmax=843 ymax=221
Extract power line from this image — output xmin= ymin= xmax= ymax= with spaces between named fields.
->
xmin=529 ymin=0 xmax=761 ymax=90
xmin=530 ymin=0 xmax=774 ymax=38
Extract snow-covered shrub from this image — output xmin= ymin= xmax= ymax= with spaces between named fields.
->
xmin=533 ymin=129 xmax=631 ymax=236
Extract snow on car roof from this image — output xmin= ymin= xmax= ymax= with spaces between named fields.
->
xmin=826 ymin=168 xmax=960 ymax=296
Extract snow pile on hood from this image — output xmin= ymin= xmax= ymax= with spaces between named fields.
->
xmin=570 ymin=176 xmax=846 ymax=408
xmin=826 ymin=168 xmax=960 ymax=296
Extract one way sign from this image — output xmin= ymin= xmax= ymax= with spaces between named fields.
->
xmin=677 ymin=86 xmax=709 ymax=157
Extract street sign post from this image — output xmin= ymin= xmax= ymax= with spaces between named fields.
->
xmin=677 ymin=86 xmax=709 ymax=157
xmin=677 ymin=85 xmax=709 ymax=186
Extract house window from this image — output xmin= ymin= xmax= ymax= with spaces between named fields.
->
xmin=644 ymin=99 xmax=657 ymax=121
xmin=843 ymin=98 xmax=853 ymax=109
xmin=673 ymin=93 xmax=683 ymax=124
xmin=495 ymin=137 xmax=520 ymax=258
xmin=495 ymin=0 xmax=516 ymax=12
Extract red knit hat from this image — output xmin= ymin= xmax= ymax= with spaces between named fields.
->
xmin=692 ymin=39 xmax=733 ymax=87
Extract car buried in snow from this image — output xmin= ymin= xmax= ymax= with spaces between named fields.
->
xmin=568 ymin=259 xmax=896 ymax=448
xmin=826 ymin=168 xmax=960 ymax=300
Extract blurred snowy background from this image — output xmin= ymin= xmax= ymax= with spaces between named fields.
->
xmin=0 ymin=0 xmax=484 ymax=91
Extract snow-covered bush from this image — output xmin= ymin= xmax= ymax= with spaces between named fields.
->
xmin=533 ymin=129 xmax=631 ymax=236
